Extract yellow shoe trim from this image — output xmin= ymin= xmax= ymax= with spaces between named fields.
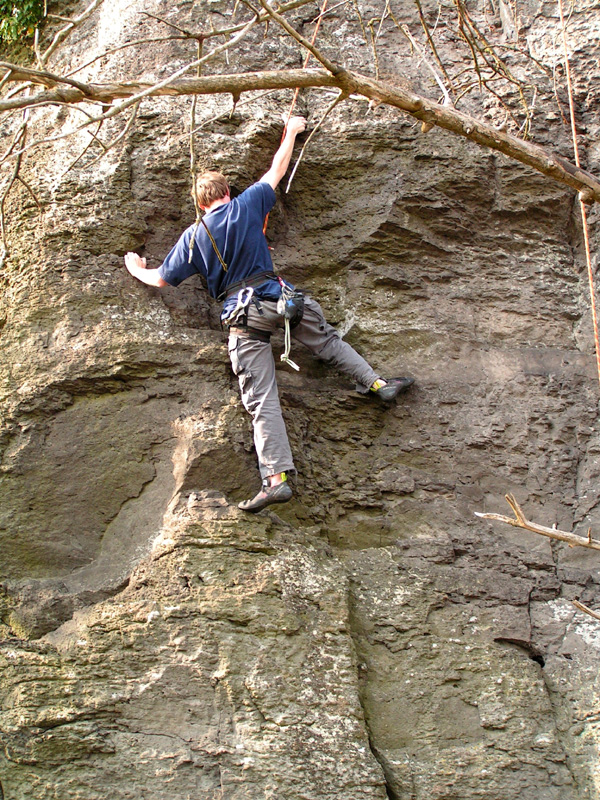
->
xmin=370 ymin=379 xmax=387 ymax=391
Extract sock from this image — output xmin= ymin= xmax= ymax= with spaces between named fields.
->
xmin=268 ymin=472 xmax=287 ymax=486
xmin=370 ymin=379 xmax=387 ymax=391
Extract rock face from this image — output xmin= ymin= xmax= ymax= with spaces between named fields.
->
xmin=1 ymin=0 xmax=600 ymax=798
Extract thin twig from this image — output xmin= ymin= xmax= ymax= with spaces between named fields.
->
xmin=368 ymin=0 xmax=391 ymax=79
xmin=310 ymin=0 xmax=350 ymax=22
xmin=64 ymin=38 xmax=195 ymax=78
xmin=368 ymin=19 xmax=381 ymax=79
xmin=350 ymin=0 xmax=369 ymax=44
xmin=398 ymin=24 xmax=452 ymax=106
xmin=16 ymin=175 xmax=43 ymax=214
xmin=286 ymin=89 xmax=348 ymax=192
xmin=410 ymin=0 xmax=455 ymax=91
xmin=41 ymin=0 xmax=104 ymax=67
xmin=46 ymin=14 xmax=79 ymax=23
xmin=190 ymin=37 xmax=204 ymax=221
xmin=256 ymin=0 xmax=344 ymax=76
xmin=84 ymin=101 xmax=140 ymax=169
xmin=139 ymin=11 xmax=194 ymax=37
xmin=62 ymin=120 xmax=105 ymax=173
xmin=0 ymin=111 xmax=29 ymax=268
xmin=0 ymin=68 xmax=12 ymax=93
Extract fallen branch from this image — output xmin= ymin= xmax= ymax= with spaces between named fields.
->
xmin=0 ymin=62 xmax=92 ymax=93
xmin=0 ymin=68 xmax=339 ymax=112
xmin=573 ymin=600 xmax=600 ymax=622
xmin=1 ymin=65 xmax=600 ymax=202
xmin=475 ymin=493 xmax=600 ymax=552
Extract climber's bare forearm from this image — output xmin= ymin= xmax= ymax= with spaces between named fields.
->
xmin=260 ymin=115 xmax=307 ymax=189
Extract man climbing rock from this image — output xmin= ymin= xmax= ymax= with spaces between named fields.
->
xmin=124 ymin=115 xmax=414 ymax=512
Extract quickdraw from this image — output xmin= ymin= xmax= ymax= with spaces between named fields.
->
xmin=277 ymin=278 xmax=305 ymax=371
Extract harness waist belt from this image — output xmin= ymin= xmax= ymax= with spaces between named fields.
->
xmin=228 ymin=325 xmax=272 ymax=343
xmin=219 ymin=271 xmax=277 ymax=302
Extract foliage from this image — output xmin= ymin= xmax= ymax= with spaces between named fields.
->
xmin=0 ymin=0 xmax=44 ymax=43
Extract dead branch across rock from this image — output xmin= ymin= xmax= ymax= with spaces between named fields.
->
xmin=475 ymin=493 xmax=600 ymax=552
xmin=2 ymin=65 xmax=600 ymax=204
xmin=573 ymin=600 xmax=600 ymax=622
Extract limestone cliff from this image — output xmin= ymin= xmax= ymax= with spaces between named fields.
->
xmin=1 ymin=1 xmax=600 ymax=798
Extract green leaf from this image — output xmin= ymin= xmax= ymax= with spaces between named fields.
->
xmin=0 ymin=0 xmax=44 ymax=43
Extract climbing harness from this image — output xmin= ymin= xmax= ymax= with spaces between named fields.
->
xmin=189 ymin=207 xmax=304 ymax=368
xmin=229 ymin=324 xmax=272 ymax=343
xmin=219 ymin=270 xmax=277 ymax=302
xmin=558 ymin=0 xmax=600 ymax=389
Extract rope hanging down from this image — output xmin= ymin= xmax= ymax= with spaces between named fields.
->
xmin=558 ymin=0 xmax=600 ymax=390
xmin=282 ymin=0 xmax=329 ymax=138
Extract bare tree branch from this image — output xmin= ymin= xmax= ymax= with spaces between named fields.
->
xmin=1 ymin=66 xmax=599 ymax=202
xmin=0 ymin=62 xmax=92 ymax=93
xmin=573 ymin=600 xmax=600 ymax=622
xmin=139 ymin=11 xmax=195 ymax=37
xmin=57 ymin=0 xmax=318 ymax=80
xmin=0 ymin=109 xmax=29 ymax=268
xmin=410 ymin=0 xmax=455 ymax=92
xmin=476 ymin=494 xmax=600 ymax=552
xmin=256 ymin=0 xmax=345 ymax=76
xmin=0 ymin=68 xmax=339 ymax=112
xmin=0 ymin=67 xmax=13 ymax=93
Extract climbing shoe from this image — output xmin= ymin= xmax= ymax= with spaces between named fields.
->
xmin=372 ymin=377 xmax=414 ymax=402
xmin=238 ymin=480 xmax=293 ymax=513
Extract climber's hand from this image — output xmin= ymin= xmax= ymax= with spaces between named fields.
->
xmin=282 ymin=115 xmax=307 ymax=137
xmin=124 ymin=252 xmax=168 ymax=287
xmin=124 ymin=252 xmax=147 ymax=274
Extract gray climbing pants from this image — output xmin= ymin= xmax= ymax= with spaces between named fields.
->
xmin=227 ymin=296 xmax=380 ymax=479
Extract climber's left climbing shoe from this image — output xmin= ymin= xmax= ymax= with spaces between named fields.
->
xmin=238 ymin=480 xmax=293 ymax=513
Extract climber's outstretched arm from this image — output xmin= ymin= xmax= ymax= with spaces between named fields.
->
xmin=124 ymin=252 xmax=168 ymax=287
xmin=260 ymin=116 xmax=307 ymax=190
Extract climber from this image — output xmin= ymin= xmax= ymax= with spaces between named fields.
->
xmin=124 ymin=114 xmax=414 ymax=512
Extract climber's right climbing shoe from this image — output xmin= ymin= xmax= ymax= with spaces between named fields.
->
xmin=372 ymin=377 xmax=415 ymax=402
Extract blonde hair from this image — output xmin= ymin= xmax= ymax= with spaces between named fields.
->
xmin=193 ymin=171 xmax=230 ymax=208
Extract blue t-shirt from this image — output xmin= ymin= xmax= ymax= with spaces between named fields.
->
xmin=158 ymin=182 xmax=282 ymax=303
